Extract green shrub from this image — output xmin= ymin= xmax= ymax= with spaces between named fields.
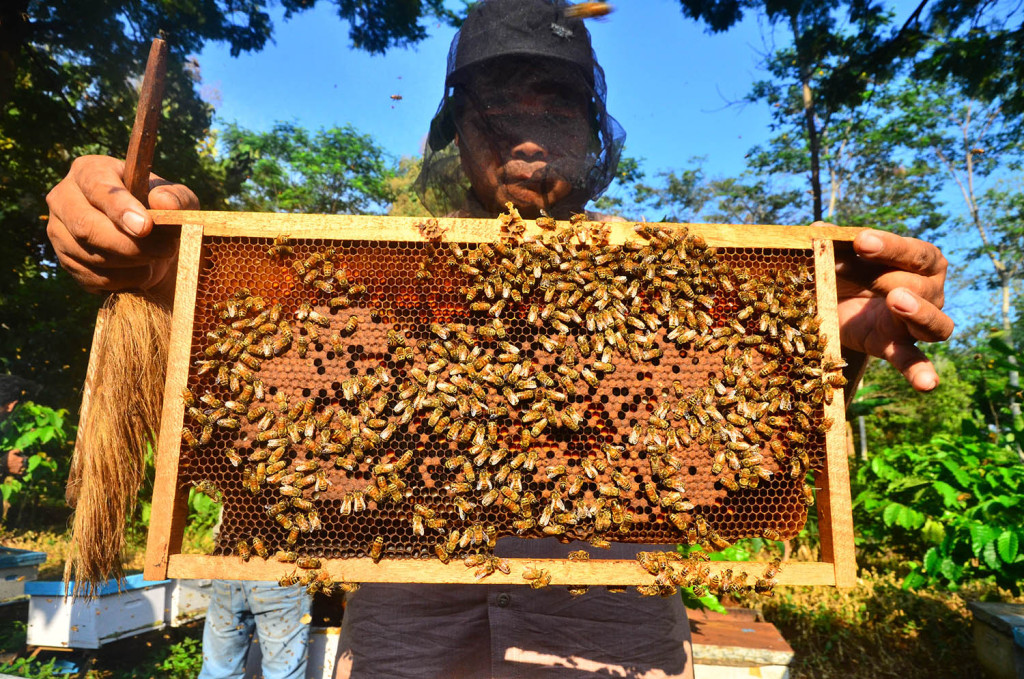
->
xmin=0 ymin=657 xmax=65 ymax=678
xmin=0 ymin=401 xmax=73 ymax=523
xmin=854 ymin=431 xmax=1024 ymax=591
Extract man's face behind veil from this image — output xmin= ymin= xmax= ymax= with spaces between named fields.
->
xmin=454 ymin=64 xmax=592 ymax=218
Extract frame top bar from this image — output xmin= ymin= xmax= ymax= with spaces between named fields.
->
xmin=148 ymin=210 xmax=865 ymax=248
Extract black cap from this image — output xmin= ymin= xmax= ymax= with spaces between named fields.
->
xmin=446 ymin=0 xmax=595 ymax=86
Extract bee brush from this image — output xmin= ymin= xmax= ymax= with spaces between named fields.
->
xmin=65 ymin=37 xmax=173 ymax=596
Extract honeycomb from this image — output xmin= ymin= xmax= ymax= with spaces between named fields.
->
xmin=178 ymin=218 xmax=844 ymax=576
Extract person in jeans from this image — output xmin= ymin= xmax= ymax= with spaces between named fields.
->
xmin=198 ymin=580 xmax=310 ymax=679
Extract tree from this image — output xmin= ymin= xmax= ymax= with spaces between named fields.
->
xmin=677 ymin=0 xmax=925 ymax=222
xmin=222 ymin=122 xmax=396 ymax=214
xmin=917 ymin=0 xmax=1024 ymax=123
xmin=740 ymin=76 xmax=946 ymax=235
xmin=895 ymin=83 xmax=1024 ymax=431
xmin=859 ymin=349 xmax=975 ymax=451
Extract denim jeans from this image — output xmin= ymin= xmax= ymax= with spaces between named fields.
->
xmin=198 ymin=580 xmax=311 ymax=679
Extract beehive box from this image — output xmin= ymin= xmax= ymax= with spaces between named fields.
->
xmin=139 ymin=212 xmax=859 ymax=591
xmin=0 ymin=546 xmax=47 ymax=605
xmin=26 ymin=574 xmax=168 ymax=649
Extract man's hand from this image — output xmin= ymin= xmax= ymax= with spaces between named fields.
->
xmin=5 ymin=450 xmax=26 ymax=477
xmin=46 ymin=155 xmax=198 ymax=294
xmin=831 ymin=226 xmax=954 ymax=392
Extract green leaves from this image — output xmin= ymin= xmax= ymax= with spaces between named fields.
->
xmin=0 ymin=402 xmax=72 ymax=524
xmin=881 ymin=502 xmax=925 ymax=530
xmin=855 ymin=427 xmax=1024 ymax=591
xmin=997 ymin=531 xmax=1020 ymax=563
xmin=222 ymin=122 xmax=397 ymax=216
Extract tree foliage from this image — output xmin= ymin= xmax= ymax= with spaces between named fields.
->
xmin=859 ymin=351 xmax=974 ymax=451
xmin=387 ymin=156 xmax=432 ymax=217
xmin=917 ymin=0 xmax=1024 ymax=122
xmin=678 ymin=0 xmax=925 ymax=221
xmin=222 ymin=122 xmax=396 ymax=214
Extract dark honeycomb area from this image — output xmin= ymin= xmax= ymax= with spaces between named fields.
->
xmin=178 ymin=223 xmax=843 ymax=564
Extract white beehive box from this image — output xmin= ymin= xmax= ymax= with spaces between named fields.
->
xmin=0 ymin=547 xmax=46 ymax=605
xmin=25 ymin=574 xmax=169 ymax=649
xmin=164 ymin=578 xmax=212 ymax=627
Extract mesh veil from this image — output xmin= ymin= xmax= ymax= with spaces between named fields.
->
xmin=417 ymin=0 xmax=625 ymax=218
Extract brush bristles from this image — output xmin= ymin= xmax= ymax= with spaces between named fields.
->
xmin=64 ymin=291 xmax=170 ymax=597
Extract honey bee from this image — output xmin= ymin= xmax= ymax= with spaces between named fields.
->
xmin=250 ymin=537 xmax=269 ymax=559
xmin=276 ymin=550 xmax=298 ymax=563
xmin=235 ymin=539 xmax=251 ymax=562
xmin=359 ymin=534 xmax=383 ymax=564
xmin=181 ymin=428 xmax=200 ymax=451
xmin=279 ymin=571 xmax=301 ymax=587
xmin=386 ymin=329 xmax=406 ymax=348
xmin=801 ymin=484 xmax=816 ymax=507
xmin=522 ymin=566 xmax=552 ymax=589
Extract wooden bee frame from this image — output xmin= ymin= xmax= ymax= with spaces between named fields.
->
xmin=137 ymin=211 xmax=861 ymax=588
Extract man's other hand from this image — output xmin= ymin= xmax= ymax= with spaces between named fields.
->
xmin=831 ymin=225 xmax=954 ymax=392
xmin=46 ymin=155 xmax=198 ymax=293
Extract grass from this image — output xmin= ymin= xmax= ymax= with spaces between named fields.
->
xmin=0 ymin=618 xmax=205 ymax=679
xmin=757 ymin=572 xmax=1005 ymax=678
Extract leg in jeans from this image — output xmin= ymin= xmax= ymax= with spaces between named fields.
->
xmin=248 ymin=581 xmax=312 ymax=679
xmin=199 ymin=580 xmax=255 ymax=679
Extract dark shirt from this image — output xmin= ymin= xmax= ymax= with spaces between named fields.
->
xmin=335 ymin=539 xmax=692 ymax=679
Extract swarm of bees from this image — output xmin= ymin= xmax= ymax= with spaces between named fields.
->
xmin=180 ymin=208 xmax=845 ymax=598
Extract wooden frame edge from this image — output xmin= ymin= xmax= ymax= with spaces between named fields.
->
xmin=165 ymin=554 xmax=835 ymax=587
xmin=141 ymin=219 xmax=859 ymax=587
xmin=144 ymin=223 xmax=205 ymax=581
xmin=148 ymin=211 xmax=865 ymax=248
xmin=812 ymin=239 xmax=858 ymax=588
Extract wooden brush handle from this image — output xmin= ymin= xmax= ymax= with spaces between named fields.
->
xmin=123 ymin=38 xmax=168 ymax=205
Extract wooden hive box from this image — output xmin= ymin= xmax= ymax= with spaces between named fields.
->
xmin=132 ymin=211 xmax=858 ymax=591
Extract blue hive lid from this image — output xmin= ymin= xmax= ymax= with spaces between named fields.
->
xmin=0 ymin=546 xmax=47 ymax=568
xmin=25 ymin=573 xmax=170 ymax=597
